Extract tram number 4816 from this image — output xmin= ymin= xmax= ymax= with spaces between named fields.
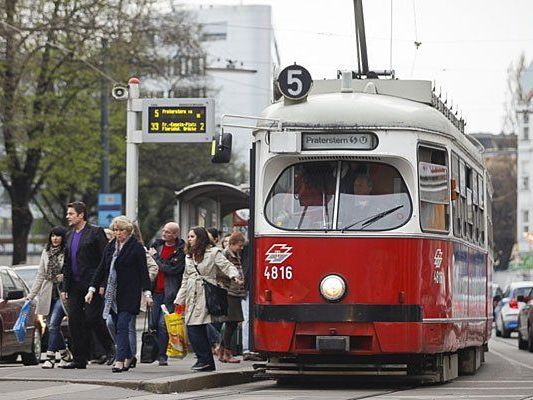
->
xmin=264 ymin=266 xmax=293 ymax=280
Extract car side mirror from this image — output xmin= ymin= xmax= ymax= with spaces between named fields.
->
xmin=517 ymin=295 xmax=525 ymax=302
xmin=6 ymin=290 xmax=24 ymax=301
xmin=493 ymin=295 xmax=501 ymax=302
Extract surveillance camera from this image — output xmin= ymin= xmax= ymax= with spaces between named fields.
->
xmin=111 ymin=85 xmax=128 ymax=100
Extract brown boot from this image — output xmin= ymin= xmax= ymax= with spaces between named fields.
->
xmin=223 ymin=348 xmax=240 ymax=363
xmin=216 ymin=345 xmax=226 ymax=362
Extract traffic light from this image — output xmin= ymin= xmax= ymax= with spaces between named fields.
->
xmin=211 ymin=132 xmax=232 ymax=163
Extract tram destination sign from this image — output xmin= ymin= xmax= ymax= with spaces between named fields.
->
xmin=302 ymin=132 xmax=377 ymax=150
xmin=141 ymin=98 xmax=214 ymax=143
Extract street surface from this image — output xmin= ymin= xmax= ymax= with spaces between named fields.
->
xmin=1 ymin=334 xmax=533 ymax=399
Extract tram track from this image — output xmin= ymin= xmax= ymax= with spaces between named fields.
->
xmin=170 ymin=378 xmax=419 ymax=400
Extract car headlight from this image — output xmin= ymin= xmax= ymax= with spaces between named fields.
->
xmin=320 ymin=274 xmax=346 ymax=302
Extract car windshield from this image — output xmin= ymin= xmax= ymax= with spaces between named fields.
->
xmin=15 ymin=268 xmax=38 ymax=288
xmin=513 ymin=287 xmax=533 ymax=298
xmin=265 ymin=161 xmax=411 ymax=231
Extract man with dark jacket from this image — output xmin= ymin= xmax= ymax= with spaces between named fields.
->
xmin=61 ymin=201 xmax=114 ymax=369
xmin=148 ymin=221 xmax=185 ymax=366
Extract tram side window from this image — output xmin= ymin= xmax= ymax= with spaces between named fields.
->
xmin=418 ymin=146 xmax=449 ymax=233
xmin=451 ymin=153 xmax=462 ymax=237
xmin=464 ymin=166 xmax=475 ymax=240
xmin=265 ymin=161 xmax=337 ymax=230
xmin=478 ymin=173 xmax=485 ymax=244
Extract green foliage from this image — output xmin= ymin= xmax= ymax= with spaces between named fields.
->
xmin=1 ymin=0 xmax=246 ymax=262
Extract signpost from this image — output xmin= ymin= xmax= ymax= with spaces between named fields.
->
xmin=98 ymin=193 xmax=122 ymax=227
xmin=124 ymin=78 xmax=215 ymax=220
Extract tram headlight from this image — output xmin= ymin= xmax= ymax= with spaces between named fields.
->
xmin=319 ymin=274 xmax=346 ymax=302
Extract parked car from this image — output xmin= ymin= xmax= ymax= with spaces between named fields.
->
xmin=13 ymin=265 xmax=70 ymax=353
xmin=517 ymin=287 xmax=533 ymax=351
xmin=0 ymin=265 xmax=40 ymax=364
xmin=494 ymin=281 xmax=533 ymax=338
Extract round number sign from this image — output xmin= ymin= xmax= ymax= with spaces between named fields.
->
xmin=277 ymin=64 xmax=313 ymax=100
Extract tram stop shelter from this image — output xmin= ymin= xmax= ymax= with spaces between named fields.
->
xmin=174 ymin=181 xmax=250 ymax=237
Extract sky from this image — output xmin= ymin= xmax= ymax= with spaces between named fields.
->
xmin=181 ymin=0 xmax=533 ymax=135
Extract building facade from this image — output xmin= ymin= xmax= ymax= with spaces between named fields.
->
xmin=517 ymin=106 xmax=533 ymax=254
xmin=193 ymin=4 xmax=277 ymax=158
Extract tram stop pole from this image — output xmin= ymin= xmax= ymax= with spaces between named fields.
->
xmin=125 ymin=77 xmax=140 ymax=222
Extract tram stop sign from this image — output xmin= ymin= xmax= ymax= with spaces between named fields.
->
xmin=277 ymin=64 xmax=313 ymax=100
xmin=141 ymin=98 xmax=215 ymax=143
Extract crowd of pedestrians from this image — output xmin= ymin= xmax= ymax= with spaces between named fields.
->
xmin=27 ymin=200 xmax=253 ymax=373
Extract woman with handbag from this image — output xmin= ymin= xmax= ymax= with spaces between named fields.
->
xmin=85 ymin=215 xmax=153 ymax=372
xmin=217 ymin=231 xmax=246 ymax=363
xmin=174 ymin=226 xmax=242 ymax=372
xmin=27 ymin=226 xmax=72 ymax=369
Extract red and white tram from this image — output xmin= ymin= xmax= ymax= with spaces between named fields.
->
xmin=246 ymin=67 xmax=492 ymax=383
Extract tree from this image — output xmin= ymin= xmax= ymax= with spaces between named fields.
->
xmin=486 ymin=155 xmax=516 ymax=270
xmin=0 ymin=0 xmax=212 ymax=263
xmin=502 ymin=53 xmax=530 ymax=134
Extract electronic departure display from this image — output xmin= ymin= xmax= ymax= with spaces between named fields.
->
xmin=148 ymin=106 xmax=206 ymax=134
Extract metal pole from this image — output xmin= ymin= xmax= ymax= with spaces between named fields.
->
xmin=126 ymin=78 xmax=140 ymax=221
xmin=100 ymin=38 xmax=110 ymax=194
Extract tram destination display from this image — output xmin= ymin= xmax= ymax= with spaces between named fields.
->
xmin=148 ymin=106 xmax=206 ymax=134
xmin=302 ymin=132 xmax=377 ymax=150
xmin=141 ymin=98 xmax=214 ymax=143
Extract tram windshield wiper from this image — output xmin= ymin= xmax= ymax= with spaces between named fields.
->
xmin=341 ymin=205 xmax=404 ymax=231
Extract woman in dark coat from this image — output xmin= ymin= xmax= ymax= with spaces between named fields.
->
xmin=85 ymin=216 xmax=152 ymax=372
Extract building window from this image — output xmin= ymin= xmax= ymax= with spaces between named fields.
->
xmin=524 ymin=224 xmax=530 ymax=234
xmin=524 ymin=126 xmax=530 ymax=141
xmin=524 ymin=210 xmax=530 ymax=223
xmin=525 ymin=113 xmax=530 ymax=124
xmin=523 ymin=176 xmax=530 ymax=191
xmin=201 ymin=22 xmax=228 ymax=41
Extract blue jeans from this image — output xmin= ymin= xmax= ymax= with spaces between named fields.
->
xmin=150 ymin=293 xmax=168 ymax=360
xmin=48 ymin=297 xmax=66 ymax=352
xmin=106 ymin=313 xmax=137 ymax=356
xmin=112 ymin=311 xmax=134 ymax=362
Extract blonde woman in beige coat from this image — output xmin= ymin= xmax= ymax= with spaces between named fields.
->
xmin=27 ymin=226 xmax=72 ymax=368
xmin=175 ymin=226 xmax=242 ymax=372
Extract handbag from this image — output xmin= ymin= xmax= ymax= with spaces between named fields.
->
xmin=193 ymin=261 xmax=228 ymax=316
xmin=140 ymin=307 xmax=159 ymax=363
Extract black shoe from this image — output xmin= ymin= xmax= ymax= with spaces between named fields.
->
xmin=106 ymin=355 xmax=115 ymax=366
xmin=62 ymin=361 xmax=87 ymax=369
xmin=190 ymin=360 xmax=202 ymax=370
xmin=129 ymin=357 xmax=137 ymax=369
xmin=192 ymin=363 xmax=215 ymax=371
xmin=112 ymin=366 xmax=123 ymax=373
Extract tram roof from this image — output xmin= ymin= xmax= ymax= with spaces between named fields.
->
xmin=260 ymin=79 xmax=483 ymax=163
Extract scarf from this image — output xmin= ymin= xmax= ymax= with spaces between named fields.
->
xmin=46 ymin=246 xmax=63 ymax=282
xmin=103 ymin=244 xmax=120 ymax=320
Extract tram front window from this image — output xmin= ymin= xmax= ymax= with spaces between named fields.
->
xmin=266 ymin=162 xmax=336 ymax=229
xmin=337 ymin=162 xmax=411 ymax=231
xmin=265 ymin=161 xmax=411 ymax=231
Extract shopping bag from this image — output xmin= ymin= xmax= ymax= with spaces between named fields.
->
xmin=140 ymin=308 xmax=159 ymax=363
xmin=165 ymin=312 xmax=188 ymax=359
xmin=13 ymin=300 xmax=32 ymax=343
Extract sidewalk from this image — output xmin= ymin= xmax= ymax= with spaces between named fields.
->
xmin=0 ymin=354 xmax=257 ymax=394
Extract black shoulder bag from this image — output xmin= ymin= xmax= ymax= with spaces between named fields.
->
xmin=193 ymin=259 xmax=228 ymax=316
xmin=140 ymin=307 xmax=159 ymax=363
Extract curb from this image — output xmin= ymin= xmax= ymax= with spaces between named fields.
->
xmin=0 ymin=369 xmax=257 ymax=394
